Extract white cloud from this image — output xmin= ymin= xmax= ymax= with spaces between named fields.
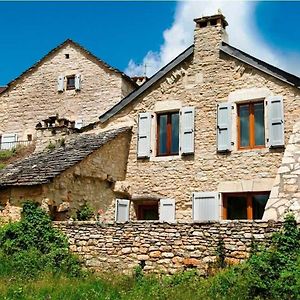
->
xmin=125 ymin=1 xmax=300 ymax=78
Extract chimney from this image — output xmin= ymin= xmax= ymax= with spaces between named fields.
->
xmin=193 ymin=13 xmax=228 ymax=60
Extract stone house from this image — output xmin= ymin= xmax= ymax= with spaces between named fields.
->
xmin=0 ymin=39 xmax=136 ymax=150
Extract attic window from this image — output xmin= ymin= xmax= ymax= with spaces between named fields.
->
xmin=65 ymin=54 xmax=70 ymax=59
xmin=66 ymin=75 xmax=75 ymax=90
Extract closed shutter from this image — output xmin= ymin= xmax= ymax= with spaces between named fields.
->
xmin=1 ymin=133 xmax=17 ymax=150
xmin=75 ymin=74 xmax=81 ymax=91
xmin=137 ymin=112 xmax=151 ymax=158
xmin=180 ymin=107 xmax=195 ymax=154
xmin=75 ymin=119 xmax=83 ymax=129
xmin=159 ymin=198 xmax=176 ymax=222
xmin=217 ymin=102 xmax=232 ymax=152
xmin=268 ymin=96 xmax=284 ymax=147
xmin=115 ymin=199 xmax=130 ymax=222
xmin=192 ymin=192 xmax=220 ymax=221
xmin=57 ymin=75 xmax=64 ymax=92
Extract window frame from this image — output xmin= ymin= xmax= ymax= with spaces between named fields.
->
xmin=222 ymin=192 xmax=269 ymax=220
xmin=156 ymin=111 xmax=180 ymax=157
xmin=237 ymin=100 xmax=265 ymax=150
xmin=136 ymin=202 xmax=159 ymax=220
xmin=66 ymin=75 xmax=76 ymax=90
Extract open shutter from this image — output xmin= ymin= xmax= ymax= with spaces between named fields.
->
xmin=268 ymin=96 xmax=284 ymax=147
xmin=1 ymin=133 xmax=17 ymax=150
xmin=192 ymin=192 xmax=219 ymax=221
xmin=115 ymin=199 xmax=130 ymax=222
xmin=159 ymin=198 xmax=175 ymax=222
xmin=75 ymin=119 xmax=83 ymax=129
xmin=180 ymin=107 xmax=195 ymax=154
xmin=137 ymin=112 xmax=151 ymax=158
xmin=217 ymin=102 xmax=232 ymax=152
xmin=75 ymin=74 xmax=81 ymax=91
xmin=57 ymin=75 xmax=64 ymax=92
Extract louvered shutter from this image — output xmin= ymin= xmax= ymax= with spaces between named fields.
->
xmin=180 ymin=107 xmax=195 ymax=154
xmin=115 ymin=199 xmax=130 ymax=222
xmin=159 ymin=198 xmax=176 ymax=222
xmin=192 ymin=192 xmax=220 ymax=221
xmin=57 ymin=75 xmax=64 ymax=92
xmin=137 ymin=112 xmax=151 ymax=158
xmin=1 ymin=133 xmax=17 ymax=150
xmin=217 ymin=102 xmax=232 ymax=152
xmin=75 ymin=119 xmax=83 ymax=129
xmin=75 ymin=74 xmax=81 ymax=91
xmin=268 ymin=96 xmax=284 ymax=147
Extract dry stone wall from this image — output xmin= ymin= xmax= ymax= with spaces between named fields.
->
xmin=55 ymin=220 xmax=284 ymax=275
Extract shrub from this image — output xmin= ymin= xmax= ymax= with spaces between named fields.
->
xmin=76 ymin=204 xmax=94 ymax=221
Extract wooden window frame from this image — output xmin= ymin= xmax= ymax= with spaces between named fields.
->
xmin=237 ymin=101 xmax=265 ymax=150
xmin=222 ymin=192 xmax=269 ymax=220
xmin=156 ymin=111 xmax=179 ymax=156
xmin=66 ymin=75 xmax=76 ymax=90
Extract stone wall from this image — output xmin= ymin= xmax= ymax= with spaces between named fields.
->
xmin=54 ymin=220 xmax=284 ymax=274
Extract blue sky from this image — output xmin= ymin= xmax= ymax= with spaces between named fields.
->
xmin=0 ymin=1 xmax=300 ymax=86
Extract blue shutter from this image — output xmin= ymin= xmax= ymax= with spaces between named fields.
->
xmin=192 ymin=192 xmax=220 ymax=221
xmin=180 ymin=107 xmax=195 ymax=154
xmin=137 ymin=112 xmax=151 ymax=158
xmin=75 ymin=74 xmax=81 ymax=91
xmin=159 ymin=198 xmax=176 ymax=222
xmin=57 ymin=75 xmax=64 ymax=92
xmin=217 ymin=102 xmax=232 ymax=152
xmin=268 ymin=96 xmax=284 ymax=147
xmin=115 ymin=199 xmax=130 ymax=222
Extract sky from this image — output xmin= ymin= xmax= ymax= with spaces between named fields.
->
xmin=0 ymin=1 xmax=300 ymax=86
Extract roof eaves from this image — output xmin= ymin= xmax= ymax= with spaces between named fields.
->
xmin=99 ymin=45 xmax=194 ymax=123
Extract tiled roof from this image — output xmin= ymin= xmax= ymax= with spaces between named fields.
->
xmin=0 ymin=126 xmax=131 ymax=187
xmin=0 ymin=87 xmax=7 ymax=93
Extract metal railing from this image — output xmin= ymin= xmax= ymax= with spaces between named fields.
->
xmin=0 ymin=140 xmax=33 ymax=150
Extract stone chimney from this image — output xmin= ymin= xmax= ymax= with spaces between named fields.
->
xmin=193 ymin=13 xmax=228 ymax=60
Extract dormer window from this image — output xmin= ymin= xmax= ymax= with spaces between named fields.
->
xmin=66 ymin=75 xmax=76 ymax=90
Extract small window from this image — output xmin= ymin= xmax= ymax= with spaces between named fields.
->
xmin=157 ymin=112 xmax=179 ymax=156
xmin=237 ymin=101 xmax=265 ymax=149
xmin=136 ymin=202 xmax=159 ymax=220
xmin=65 ymin=54 xmax=70 ymax=59
xmin=223 ymin=192 xmax=269 ymax=220
xmin=27 ymin=134 xmax=32 ymax=141
xmin=66 ymin=75 xmax=75 ymax=90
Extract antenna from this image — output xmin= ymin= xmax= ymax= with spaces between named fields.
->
xmin=143 ymin=63 xmax=152 ymax=77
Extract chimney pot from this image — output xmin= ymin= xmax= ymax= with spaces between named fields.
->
xmin=194 ymin=14 xmax=228 ymax=29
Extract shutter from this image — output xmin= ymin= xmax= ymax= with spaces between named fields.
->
xmin=159 ymin=198 xmax=175 ymax=222
xmin=180 ymin=107 xmax=195 ymax=154
xmin=192 ymin=192 xmax=220 ymax=221
xmin=75 ymin=119 xmax=83 ymax=129
xmin=75 ymin=74 xmax=81 ymax=91
xmin=137 ymin=112 xmax=151 ymax=158
xmin=1 ymin=133 xmax=17 ymax=150
xmin=115 ymin=199 xmax=130 ymax=222
xmin=57 ymin=75 xmax=64 ymax=92
xmin=217 ymin=102 xmax=232 ymax=152
xmin=268 ymin=96 xmax=284 ymax=147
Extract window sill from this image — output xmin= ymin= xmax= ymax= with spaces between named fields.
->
xmin=232 ymin=147 xmax=269 ymax=154
xmin=150 ymin=155 xmax=181 ymax=162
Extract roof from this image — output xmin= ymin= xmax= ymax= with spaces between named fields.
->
xmin=99 ymin=42 xmax=300 ymax=123
xmin=0 ymin=126 xmax=131 ymax=187
xmin=0 ymin=39 xmax=136 ymax=95
xmin=0 ymin=87 xmax=7 ymax=93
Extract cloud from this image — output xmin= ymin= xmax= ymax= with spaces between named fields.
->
xmin=125 ymin=1 xmax=300 ymax=78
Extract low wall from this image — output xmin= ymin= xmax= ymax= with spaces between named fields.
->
xmin=54 ymin=220 xmax=283 ymax=275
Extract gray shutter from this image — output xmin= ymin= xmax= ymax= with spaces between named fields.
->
xmin=159 ymin=198 xmax=175 ymax=222
xmin=1 ymin=133 xmax=17 ymax=150
xmin=75 ymin=74 xmax=81 ymax=91
xmin=217 ymin=102 xmax=232 ymax=152
xmin=180 ymin=107 xmax=195 ymax=154
xmin=115 ymin=199 xmax=130 ymax=222
xmin=192 ymin=192 xmax=219 ymax=221
xmin=268 ymin=96 xmax=284 ymax=147
xmin=137 ymin=112 xmax=151 ymax=158
xmin=57 ymin=75 xmax=64 ymax=92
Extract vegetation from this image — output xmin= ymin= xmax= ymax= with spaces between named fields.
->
xmin=0 ymin=204 xmax=299 ymax=300
xmin=76 ymin=203 xmax=94 ymax=221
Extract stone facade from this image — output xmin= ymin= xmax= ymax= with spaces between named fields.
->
xmin=0 ymin=40 xmax=135 ymax=144
xmin=55 ymin=220 xmax=286 ymax=274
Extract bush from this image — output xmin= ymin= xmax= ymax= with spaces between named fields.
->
xmin=76 ymin=204 xmax=94 ymax=221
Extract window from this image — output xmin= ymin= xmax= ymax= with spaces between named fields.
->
xmin=27 ymin=134 xmax=32 ymax=141
xmin=237 ymin=101 xmax=265 ymax=149
xmin=157 ymin=112 xmax=179 ymax=156
xmin=66 ymin=75 xmax=75 ymax=90
xmin=135 ymin=202 xmax=159 ymax=220
xmin=223 ymin=192 xmax=269 ymax=220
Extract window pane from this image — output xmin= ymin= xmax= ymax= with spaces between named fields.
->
xmin=158 ymin=114 xmax=167 ymax=155
xmin=239 ymin=105 xmax=250 ymax=147
xmin=254 ymin=102 xmax=265 ymax=146
xmin=227 ymin=196 xmax=247 ymax=219
xmin=171 ymin=113 xmax=179 ymax=154
xmin=253 ymin=194 xmax=269 ymax=219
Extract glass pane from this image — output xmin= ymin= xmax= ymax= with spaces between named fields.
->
xmin=253 ymin=194 xmax=269 ymax=219
xmin=239 ymin=105 xmax=250 ymax=147
xmin=254 ymin=102 xmax=265 ymax=146
xmin=158 ymin=115 xmax=167 ymax=155
xmin=227 ymin=196 xmax=247 ymax=219
xmin=171 ymin=113 xmax=179 ymax=154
